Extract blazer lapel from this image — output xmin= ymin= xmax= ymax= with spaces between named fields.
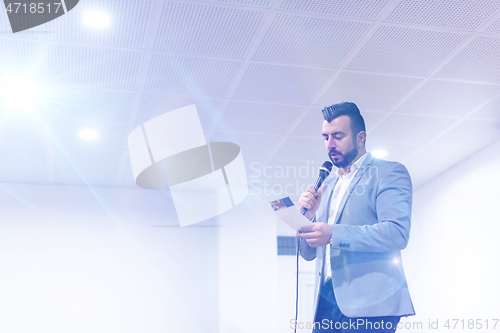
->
xmin=332 ymin=153 xmax=374 ymax=225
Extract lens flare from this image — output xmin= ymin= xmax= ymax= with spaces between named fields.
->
xmin=79 ymin=130 xmax=99 ymax=140
xmin=83 ymin=10 xmax=111 ymax=29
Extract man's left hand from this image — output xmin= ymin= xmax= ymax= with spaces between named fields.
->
xmin=295 ymin=222 xmax=332 ymax=247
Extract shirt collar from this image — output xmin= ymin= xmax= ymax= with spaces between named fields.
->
xmin=336 ymin=152 xmax=368 ymax=178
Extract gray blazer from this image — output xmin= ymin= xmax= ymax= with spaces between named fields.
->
xmin=299 ymin=152 xmax=415 ymax=318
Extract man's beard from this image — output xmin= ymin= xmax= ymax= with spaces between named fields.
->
xmin=329 ymin=145 xmax=358 ymax=169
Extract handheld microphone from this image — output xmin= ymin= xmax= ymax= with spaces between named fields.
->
xmin=302 ymin=161 xmax=332 ymax=215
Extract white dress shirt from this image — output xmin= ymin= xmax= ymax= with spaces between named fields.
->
xmin=323 ymin=152 xmax=368 ymax=284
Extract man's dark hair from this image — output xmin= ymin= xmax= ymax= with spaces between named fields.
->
xmin=322 ymin=102 xmax=366 ymax=144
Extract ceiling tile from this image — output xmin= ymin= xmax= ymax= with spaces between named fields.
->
xmin=136 ymin=95 xmax=222 ymax=131
xmin=484 ymin=18 xmax=500 ymax=34
xmin=41 ymin=44 xmax=141 ymax=90
xmin=154 ymin=2 xmax=265 ymax=57
xmin=369 ymin=113 xmax=458 ymax=145
xmin=435 ymin=37 xmax=500 ymax=83
xmin=216 ymin=101 xmax=306 ymax=134
xmin=394 ymin=80 xmax=500 ymax=117
xmin=291 ymin=107 xmax=386 ymax=137
xmin=270 ymin=136 xmax=327 ymax=162
xmin=0 ymin=39 xmax=39 ymax=74
xmin=365 ymin=141 xmax=425 ymax=163
xmin=42 ymin=0 xmax=152 ymax=48
xmin=317 ymin=72 xmax=423 ymax=111
xmin=432 ymin=119 xmax=500 ymax=148
xmin=53 ymin=147 xmax=123 ymax=173
xmin=47 ymin=120 xmax=130 ymax=149
xmin=0 ymin=167 xmax=49 ymax=184
xmin=144 ymin=54 xmax=243 ymax=97
xmin=253 ymin=14 xmax=370 ymax=67
xmin=39 ymin=88 xmax=135 ymax=123
xmin=200 ymin=0 xmax=271 ymax=6
xmin=347 ymin=25 xmax=468 ymax=75
xmin=358 ymin=111 xmax=387 ymax=131
xmin=53 ymin=169 xmax=121 ymax=187
xmin=0 ymin=117 xmax=48 ymax=145
xmin=404 ymin=145 xmax=477 ymax=170
xmin=290 ymin=107 xmax=324 ymax=137
xmin=233 ymin=63 xmax=333 ymax=104
xmin=0 ymin=144 xmax=47 ymax=169
xmin=279 ymin=0 xmax=389 ymax=19
xmin=470 ymin=95 xmax=500 ymax=121
xmin=385 ymin=0 xmax=500 ymax=30
xmin=210 ymin=131 xmax=283 ymax=160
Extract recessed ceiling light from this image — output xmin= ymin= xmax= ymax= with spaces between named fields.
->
xmin=0 ymin=77 xmax=41 ymax=110
xmin=83 ymin=10 xmax=110 ymax=29
xmin=79 ymin=130 xmax=99 ymax=140
xmin=371 ymin=150 xmax=388 ymax=159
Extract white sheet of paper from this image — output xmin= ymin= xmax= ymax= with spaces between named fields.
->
xmin=275 ymin=206 xmax=312 ymax=230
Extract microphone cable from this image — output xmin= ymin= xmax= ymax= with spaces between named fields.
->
xmin=293 ymin=161 xmax=332 ymax=333
xmin=294 ymin=238 xmax=300 ymax=333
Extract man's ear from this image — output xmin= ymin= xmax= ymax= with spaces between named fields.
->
xmin=357 ymin=131 xmax=367 ymax=147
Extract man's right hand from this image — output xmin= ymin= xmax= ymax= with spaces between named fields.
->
xmin=298 ymin=186 xmax=323 ymax=220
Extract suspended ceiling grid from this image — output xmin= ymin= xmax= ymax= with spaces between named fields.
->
xmin=0 ymin=0 xmax=499 ymax=190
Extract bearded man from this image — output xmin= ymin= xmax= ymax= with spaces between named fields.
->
xmin=296 ymin=102 xmax=415 ymax=333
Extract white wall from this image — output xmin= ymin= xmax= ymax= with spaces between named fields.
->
xmin=403 ymin=140 xmax=500 ymax=331
xmin=0 ymin=184 xmax=220 ymax=333
xmin=218 ymin=193 xmax=278 ymax=333
xmin=0 ymin=181 xmax=282 ymax=333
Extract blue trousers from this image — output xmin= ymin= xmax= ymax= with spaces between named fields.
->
xmin=312 ymin=281 xmax=400 ymax=333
